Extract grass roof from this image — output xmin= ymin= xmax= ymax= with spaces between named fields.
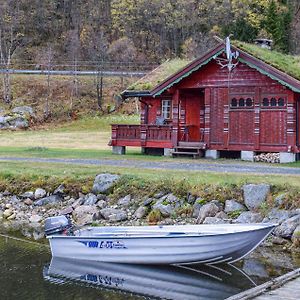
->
xmin=233 ymin=41 xmax=300 ymax=81
xmin=126 ymin=41 xmax=300 ymax=93
xmin=127 ymin=58 xmax=191 ymax=91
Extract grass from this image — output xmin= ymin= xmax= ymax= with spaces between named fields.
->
xmin=234 ymin=41 xmax=300 ymax=80
xmin=128 ymin=58 xmax=191 ymax=91
xmin=0 ymin=159 xmax=300 ymax=189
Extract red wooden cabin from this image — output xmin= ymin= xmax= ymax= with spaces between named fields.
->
xmin=110 ymin=41 xmax=300 ymax=163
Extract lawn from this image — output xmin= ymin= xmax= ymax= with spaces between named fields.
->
xmin=0 ymin=114 xmax=299 ymax=189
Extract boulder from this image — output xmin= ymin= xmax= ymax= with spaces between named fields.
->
xmin=292 ymin=225 xmax=300 ymax=246
xmin=262 ymin=208 xmax=294 ymax=224
xmin=242 ymin=184 xmax=270 ymax=210
xmin=152 ymin=202 xmax=173 ymax=217
xmin=203 ymin=217 xmax=231 ymax=224
xmin=34 ymin=194 xmax=63 ymax=206
xmin=274 ymin=194 xmax=286 ymax=207
xmin=192 ymin=202 xmax=202 ymax=218
xmin=12 ymin=106 xmax=34 ymax=117
xmin=118 ymin=195 xmax=131 ymax=207
xmin=59 ymin=206 xmax=74 ymax=215
xmin=235 ymin=211 xmax=263 ymax=223
xmin=96 ymin=200 xmax=107 ymax=209
xmin=274 ymin=214 xmax=300 ymax=238
xmin=92 ymin=173 xmax=120 ymax=194
xmin=224 ymin=199 xmax=246 ymax=213
xmin=242 ymin=259 xmax=268 ymax=278
xmin=100 ymin=208 xmax=127 ymax=222
xmin=83 ymin=193 xmax=98 ymax=205
xmin=29 ymin=215 xmax=42 ymax=223
xmin=215 ymin=211 xmax=229 ymax=219
xmin=20 ymin=191 xmax=34 ymax=199
xmin=73 ymin=205 xmax=100 ymax=225
xmin=24 ymin=198 xmax=33 ymax=206
xmin=34 ymin=188 xmax=47 ymax=199
xmin=53 ymin=184 xmax=65 ymax=195
xmin=196 ymin=203 xmax=219 ymax=224
xmin=143 ymin=198 xmax=154 ymax=206
xmin=134 ymin=206 xmax=147 ymax=219
xmin=3 ymin=209 xmax=14 ymax=219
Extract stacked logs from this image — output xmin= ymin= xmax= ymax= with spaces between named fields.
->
xmin=254 ymin=152 xmax=280 ymax=163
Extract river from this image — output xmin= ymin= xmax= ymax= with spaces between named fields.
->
xmin=0 ymin=235 xmax=299 ymax=300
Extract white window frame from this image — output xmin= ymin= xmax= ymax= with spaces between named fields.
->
xmin=161 ymin=99 xmax=172 ymax=120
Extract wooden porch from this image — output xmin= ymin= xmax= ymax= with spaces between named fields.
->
xmin=110 ymin=124 xmax=174 ymax=148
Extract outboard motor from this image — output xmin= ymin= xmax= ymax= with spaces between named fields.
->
xmin=45 ymin=215 xmax=73 ymax=236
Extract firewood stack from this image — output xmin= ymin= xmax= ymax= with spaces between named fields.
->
xmin=253 ymin=152 xmax=280 ymax=163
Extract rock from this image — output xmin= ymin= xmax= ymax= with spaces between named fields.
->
xmin=215 ymin=211 xmax=229 ymax=220
xmin=7 ymin=213 xmax=16 ymax=220
xmin=210 ymin=200 xmax=224 ymax=211
xmin=34 ymin=194 xmax=63 ymax=206
xmin=100 ymin=208 xmax=127 ymax=222
xmin=192 ymin=202 xmax=202 ymax=218
xmin=262 ymin=208 xmax=294 ymax=224
xmin=235 ymin=211 xmax=263 ymax=223
xmin=203 ymin=217 xmax=231 ymax=224
xmin=12 ymin=106 xmax=34 ymax=117
xmin=73 ymin=205 xmax=100 ymax=225
xmin=96 ymin=200 xmax=107 ymax=209
xmin=271 ymin=236 xmax=289 ymax=245
xmin=143 ymin=198 xmax=153 ymax=206
xmin=20 ymin=191 xmax=34 ymax=199
xmin=92 ymin=173 xmax=120 ymax=194
xmin=24 ymin=198 xmax=33 ymax=206
xmin=118 ymin=195 xmax=131 ymax=206
xmin=292 ymin=225 xmax=300 ymax=246
xmin=53 ymin=184 xmax=65 ymax=195
xmin=152 ymin=202 xmax=173 ymax=217
xmin=153 ymin=191 xmax=165 ymax=199
xmin=242 ymin=259 xmax=268 ymax=278
xmin=60 ymin=206 xmax=73 ymax=215
xmin=9 ymin=195 xmax=20 ymax=203
xmin=243 ymin=184 xmax=270 ymax=211
xmin=134 ymin=206 xmax=147 ymax=219
xmin=96 ymin=194 xmax=107 ymax=201
xmin=224 ymin=199 xmax=247 ymax=213
xmin=187 ymin=194 xmax=196 ymax=204
xmin=3 ymin=209 xmax=14 ymax=218
xmin=5 ymin=203 xmax=12 ymax=209
xmin=274 ymin=215 xmax=300 ymax=238
xmin=29 ymin=215 xmax=42 ymax=223
xmin=196 ymin=203 xmax=219 ymax=224
xmin=83 ymin=193 xmax=98 ymax=205
xmin=274 ymin=194 xmax=286 ymax=207
xmin=34 ymin=188 xmax=47 ymax=199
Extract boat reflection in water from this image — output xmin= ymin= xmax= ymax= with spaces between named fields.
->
xmin=44 ymin=257 xmax=256 ymax=300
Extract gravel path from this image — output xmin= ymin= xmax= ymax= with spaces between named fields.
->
xmin=1 ymin=156 xmax=300 ymax=176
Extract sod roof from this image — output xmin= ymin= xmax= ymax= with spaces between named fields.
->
xmin=125 ymin=41 xmax=300 ymax=94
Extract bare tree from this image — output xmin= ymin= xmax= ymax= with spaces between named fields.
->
xmin=0 ymin=28 xmax=13 ymax=104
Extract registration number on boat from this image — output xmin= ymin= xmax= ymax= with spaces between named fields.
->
xmin=79 ymin=240 xmax=127 ymax=249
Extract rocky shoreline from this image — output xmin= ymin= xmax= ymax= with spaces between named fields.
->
xmin=0 ymin=173 xmax=300 ymax=252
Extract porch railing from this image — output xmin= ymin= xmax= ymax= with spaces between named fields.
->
xmin=111 ymin=124 xmax=173 ymax=145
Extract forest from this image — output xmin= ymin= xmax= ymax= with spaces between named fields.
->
xmin=0 ymin=0 xmax=300 ymax=68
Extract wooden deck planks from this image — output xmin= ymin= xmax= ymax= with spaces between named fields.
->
xmin=226 ymin=268 xmax=300 ymax=300
xmin=254 ymin=277 xmax=300 ymax=300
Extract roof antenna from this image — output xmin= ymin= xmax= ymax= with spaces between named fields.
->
xmin=214 ymin=35 xmax=239 ymax=72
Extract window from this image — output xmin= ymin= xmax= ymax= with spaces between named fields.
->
xmin=161 ymin=99 xmax=172 ymax=119
xmin=263 ymin=98 xmax=269 ymax=106
xmin=261 ymin=96 xmax=286 ymax=107
xmin=230 ymin=96 xmax=254 ymax=108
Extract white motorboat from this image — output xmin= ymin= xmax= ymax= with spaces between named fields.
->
xmin=44 ymin=257 xmax=257 ymax=300
xmin=45 ymin=216 xmax=276 ymax=265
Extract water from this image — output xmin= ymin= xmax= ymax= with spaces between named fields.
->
xmin=0 ymin=236 xmax=299 ymax=300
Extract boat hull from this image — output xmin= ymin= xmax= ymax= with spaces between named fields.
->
xmin=48 ymin=224 xmax=276 ymax=264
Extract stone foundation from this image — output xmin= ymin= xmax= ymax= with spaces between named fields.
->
xmin=112 ymin=146 xmax=126 ymax=155
xmin=205 ymin=150 xmax=220 ymax=159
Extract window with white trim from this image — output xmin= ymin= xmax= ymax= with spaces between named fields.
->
xmin=161 ymin=99 xmax=172 ymax=119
